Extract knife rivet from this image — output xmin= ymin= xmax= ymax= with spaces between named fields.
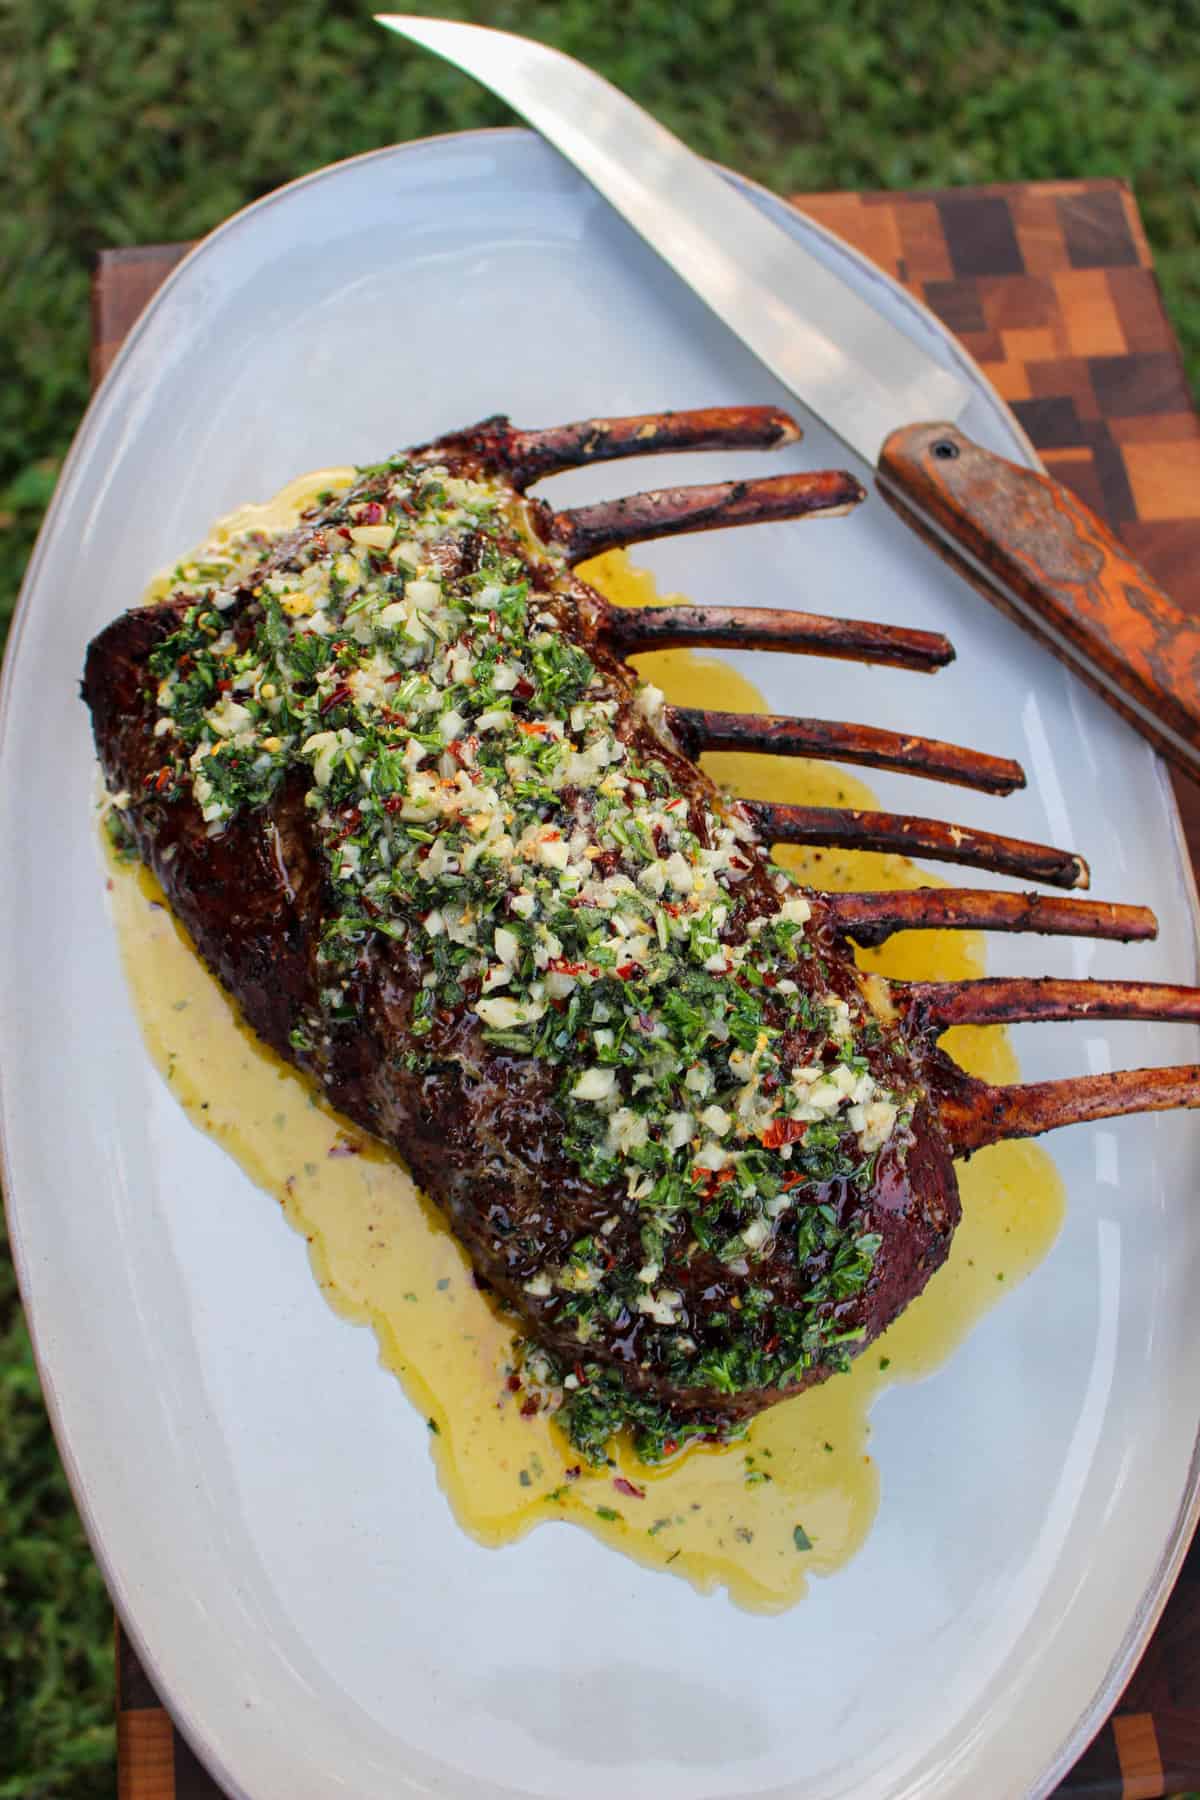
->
xmin=932 ymin=439 xmax=960 ymax=461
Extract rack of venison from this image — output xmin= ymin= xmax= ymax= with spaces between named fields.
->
xmin=83 ymin=404 xmax=1200 ymax=1460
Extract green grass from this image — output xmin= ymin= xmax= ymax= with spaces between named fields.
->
xmin=1 ymin=0 xmax=1198 ymax=1790
xmin=0 ymin=1285 xmax=114 ymax=1799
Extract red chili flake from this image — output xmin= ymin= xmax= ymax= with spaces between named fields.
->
xmin=762 ymin=1334 xmax=780 ymax=1355
xmin=662 ymin=1438 xmax=679 ymax=1457
xmin=762 ymin=1073 xmax=780 ymax=1095
xmin=319 ymin=682 xmax=353 ymax=716
xmin=616 ymin=962 xmax=639 ymax=980
xmin=520 ymin=1396 xmax=539 ymax=1418
xmin=612 ymin=1477 xmax=645 ymax=1500
xmin=573 ymin=1363 xmax=587 ymax=1387
xmin=565 ymin=1465 xmax=582 ymax=1481
xmin=216 ymin=677 xmax=232 ymax=693
xmin=383 ymin=794 xmax=406 ymax=815
xmin=399 ymin=497 xmax=417 ymax=516
xmin=384 ymin=672 xmax=408 ymax=686
xmin=328 ymin=1137 xmax=362 ymax=1159
xmin=153 ymin=768 xmax=173 ymax=793
xmin=730 ymin=856 xmax=750 ymax=871
xmin=506 ymin=1374 xmax=522 ymax=1392
xmin=547 ymin=958 xmax=587 ymax=977
xmin=517 ymin=719 xmax=548 ymax=737
xmin=332 ymin=810 xmax=362 ymax=845
xmin=761 ymin=972 xmax=778 ymax=988
xmin=690 ymin=1164 xmax=736 ymax=1200
xmin=337 ymin=526 xmax=352 ymax=541
xmin=513 ymin=676 xmax=535 ymax=700
xmin=760 ymin=1117 xmax=809 ymax=1149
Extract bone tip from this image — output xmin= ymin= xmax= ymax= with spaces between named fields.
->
xmin=1130 ymin=905 xmax=1159 ymax=940
xmin=771 ymin=410 xmax=803 ymax=446
xmin=1070 ymin=856 xmax=1091 ymax=891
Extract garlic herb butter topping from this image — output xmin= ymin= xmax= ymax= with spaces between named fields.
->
xmin=138 ymin=453 xmax=917 ymax=1458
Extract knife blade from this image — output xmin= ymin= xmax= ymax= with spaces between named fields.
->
xmin=378 ymin=14 xmax=1200 ymax=782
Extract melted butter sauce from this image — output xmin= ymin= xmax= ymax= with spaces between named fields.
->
xmin=104 ymin=477 xmax=1064 ymax=1614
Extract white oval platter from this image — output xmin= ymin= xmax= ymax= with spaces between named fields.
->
xmin=3 ymin=130 xmax=1200 ymax=1800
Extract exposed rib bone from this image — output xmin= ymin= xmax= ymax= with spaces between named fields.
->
xmin=602 ymin=603 xmax=955 ymax=673
xmin=669 ymin=707 xmax=1025 ymax=795
xmin=547 ymin=470 xmax=865 ymax=563
xmin=505 ymin=406 xmax=801 ymax=487
xmin=825 ymin=889 xmax=1156 ymax=948
xmin=904 ymin=977 xmax=1200 ymax=1035
xmin=936 ymin=1062 xmax=1200 ymax=1152
xmin=745 ymin=803 xmax=1089 ymax=890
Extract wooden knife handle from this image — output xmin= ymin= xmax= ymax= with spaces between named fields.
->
xmin=876 ymin=421 xmax=1200 ymax=781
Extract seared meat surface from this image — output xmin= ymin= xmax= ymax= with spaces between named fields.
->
xmin=83 ymin=420 xmax=959 ymax=1459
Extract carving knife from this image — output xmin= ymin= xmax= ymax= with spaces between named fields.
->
xmin=377 ymin=13 xmax=1200 ymax=781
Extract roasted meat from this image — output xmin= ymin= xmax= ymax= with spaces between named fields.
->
xmin=83 ymin=406 xmax=1200 ymax=1458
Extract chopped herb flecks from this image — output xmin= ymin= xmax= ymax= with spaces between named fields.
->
xmin=132 ymin=453 xmax=919 ymax=1463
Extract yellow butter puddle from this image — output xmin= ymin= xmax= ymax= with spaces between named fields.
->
xmin=103 ymin=480 xmax=1064 ymax=1614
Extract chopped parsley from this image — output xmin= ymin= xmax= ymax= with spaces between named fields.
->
xmin=136 ymin=451 xmax=919 ymax=1463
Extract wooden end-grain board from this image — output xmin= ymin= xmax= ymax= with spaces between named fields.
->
xmin=93 ymin=179 xmax=1200 ymax=1800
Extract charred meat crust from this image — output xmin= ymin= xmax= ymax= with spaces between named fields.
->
xmin=83 ymin=432 xmax=961 ymax=1441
